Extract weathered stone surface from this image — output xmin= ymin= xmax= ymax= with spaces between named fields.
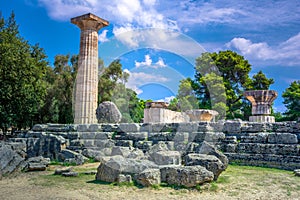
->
xmin=294 ymin=169 xmax=300 ymax=177
xmin=115 ymin=140 xmax=133 ymax=147
xmin=0 ymin=143 xmax=25 ymax=175
xmin=185 ymin=109 xmax=218 ymax=122
xmin=81 ymin=148 xmax=112 ymax=161
xmin=198 ymin=141 xmax=229 ymax=168
xmin=127 ymin=148 xmax=145 ymax=159
xmin=225 ymin=153 xmax=300 ymax=170
xmin=118 ymin=132 xmax=148 ymax=141
xmin=241 ymin=123 xmax=267 ymax=133
xmin=149 ymin=151 xmax=181 ymax=165
xmin=267 ymin=133 xmax=298 ymax=144
xmin=135 ymin=168 xmax=161 ymax=187
xmin=95 ymin=155 xmax=158 ymax=183
xmin=58 ymin=149 xmax=88 ymax=165
xmin=147 ymin=142 xmax=169 ymax=154
xmin=54 ymin=167 xmax=73 ymax=175
xmin=237 ymin=143 xmax=299 ymax=155
xmin=62 ymin=172 xmax=78 ymax=177
xmin=223 ymin=120 xmax=244 ymax=133
xmin=241 ymin=133 xmax=268 ymax=143
xmin=25 ymin=156 xmax=50 ymax=171
xmin=160 ymin=165 xmax=214 ymax=187
xmin=118 ymin=174 xmax=132 ymax=183
xmin=111 ymin=146 xmax=132 ymax=158
xmin=118 ymin=123 xmax=140 ymax=133
xmin=185 ymin=153 xmax=226 ymax=180
xmin=134 ymin=141 xmax=153 ymax=152
xmin=96 ymin=101 xmax=122 ymax=123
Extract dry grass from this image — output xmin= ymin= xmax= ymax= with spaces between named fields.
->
xmin=1 ymin=163 xmax=299 ymax=200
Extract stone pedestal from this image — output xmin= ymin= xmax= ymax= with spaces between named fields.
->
xmin=244 ymin=90 xmax=277 ymax=123
xmin=71 ymin=13 xmax=109 ymax=124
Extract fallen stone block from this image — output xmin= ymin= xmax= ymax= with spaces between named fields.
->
xmin=185 ymin=153 xmax=226 ymax=180
xmin=135 ymin=168 xmax=161 ymax=187
xmin=95 ymin=155 xmax=158 ymax=183
xmin=160 ymin=165 xmax=214 ymax=187
xmin=62 ymin=172 xmax=78 ymax=177
xmin=54 ymin=167 xmax=73 ymax=175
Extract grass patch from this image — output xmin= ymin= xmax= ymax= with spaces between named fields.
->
xmin=26 ymin=163 xmax=300 ymax=199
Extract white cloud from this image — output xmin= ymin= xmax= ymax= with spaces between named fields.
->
xmin=226 ymin=38 xmax=273 ymax=59
xmin=123 ymin=69 xmax=169 ymax=94
xmin=135 ymin=54 xmax=166 ymax=68
xmin=155 ymin=96 xmax=175 ymax=103
xmin=226 ymin=33 xmax=300 ymax=66
xmin=98 ymin=30 xmax=109 ymax=43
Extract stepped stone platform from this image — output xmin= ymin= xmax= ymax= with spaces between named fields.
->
xmin=6 ymin=120 xmax=300 ymax=170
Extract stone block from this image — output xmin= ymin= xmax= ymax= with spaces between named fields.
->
xmin=118 ymin=174 xmax=132 ymax=183
xmin=185 ymin=153 xmax=227 ymax=180
xmin=148 ymin=132 xmax=169 ymax=142
xmin=134 ymin=141 xmax=153 ymax=152
xmin=223 ymin=120 xmax=243 ymax=133
xmin=31 ymin=124 xmax=48 ymax=131
xmin=119 ymin=132 xmax=148 ymax=141
xmin=241 ymin=122 xmax=266 ymax=132
xmin=77 ymin=124 xmax=89 ymax=132
xmin=118 ymin=123 xmax=140 ymax=133
xmin=160 ymin=165 xmax=214 ymax=187
xmin=267 ymin=133 xmax=298 ymax=144
xmin=149 ymin=151 xmax=181 ymax=165
xmin=135 ymin=169 xmax=161 ymax=187
xmin=111 ymin=146 xmax=132 ymax=157
xmin=77 ymin=132 xmax=97 ymax=139
xmin=240 ymin=133 xmax=268 ymax=143
xmin=88 ymin=124 xmax=102 ymax=132
xmin=223 ymin=136 xmax=237 ymax=144
xmin=94 ymin=132 xmax=113 ymax=140
xmin=115 ymin=140 xmax=133 ymax=147
xmin=101 ymin=124 xmax=119 ymax=132
xmin=177 ymin=123 xmax=199 ymax=132
xmin=94 ymin=139 xmax=115 ymax=149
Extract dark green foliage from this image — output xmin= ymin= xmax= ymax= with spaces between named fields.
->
xmin=0 ymin=12 xmax=48 ymax=133
xmin=98 ymin=60 xmax=145 ymax=123
xmin=251 ymin=70 xmax=274 ymax=90
xmin=282 ymin=81 xmax=300 ymax=121
xmin=40 ymin=54 xmax=78 ymax=124
xmin=193 ymin=50 xmax=274 ymax=120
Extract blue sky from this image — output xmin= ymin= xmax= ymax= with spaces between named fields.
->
xmin=1 ymin=0 xmax=300 ymax=112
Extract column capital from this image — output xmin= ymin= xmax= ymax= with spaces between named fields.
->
xmin=71 ymin=13 xmax=109 ymax=31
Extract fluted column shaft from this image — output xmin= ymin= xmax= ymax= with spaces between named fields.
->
xmin=71 ymin=13 xmax=109 ymax=124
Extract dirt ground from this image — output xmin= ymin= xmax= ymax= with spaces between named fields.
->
xmin=1 ymin=163 xmax=299 ymax=200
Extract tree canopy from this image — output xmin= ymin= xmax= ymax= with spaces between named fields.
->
xmin=282 ymin=80 xmax=300 ymax=121
xmin=193 ymin=50 xmax=274 ymax=120
xmin=0 ymin=12 xmax=48 ymax=133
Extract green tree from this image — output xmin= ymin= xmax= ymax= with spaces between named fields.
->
xmin=177 ymin=78 xmax=198 ymax=111
xmin=98 ymin=59 xmax=123 ymax=103
xmin=194 ymin=50 xmax=252 ymax=119
xmin=0 ymin=12 xmax=48 ymax=133
xmin=251 ymin=70 xmax=274 ymax=90
xmin=282 ymin=80 xmax=300 ymax=121
xmin=39 ymin=54 xmax=78 ymax=124
xmin=98 ymin=59 xmax=145 ymax=122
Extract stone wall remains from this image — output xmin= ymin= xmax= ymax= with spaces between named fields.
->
xmin=8 ymin=121 xmax=300 ymax=170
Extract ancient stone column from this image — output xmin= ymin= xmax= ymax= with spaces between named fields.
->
xmin=244 ymin=90 xmax=278 ymax=122
xmin=71 ymin=13 xmax=109 ymax=124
